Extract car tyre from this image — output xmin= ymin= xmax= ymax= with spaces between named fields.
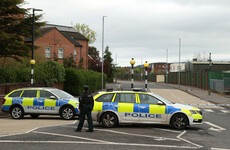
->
xmin=101 ymin=112 xmax=118 ymax=128
xmin=30 ymin=114 xmax=40 ymax=118
xmin=60 ymin=106 xmax=75 ymax=120
xmin=170 ymin=113 xmax=188 ymax=130
xmin=10 ymin=106 xmax=24 ymax=119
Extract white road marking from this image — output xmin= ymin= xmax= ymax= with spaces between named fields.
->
xmin=158 ymin=128 xmax=182 ymax=133
xmin=91 ymin=128 xmax=180 ymax=141
xmin=0 ymin=140 xmax=199 ymax=149
xmin=33 ymin=131 xmax=109 ymax=143
xmin=203 ymin=109 xmax=214 ymax=112
xmin=177 ymin=130 xmax=203 ymax=148
xmin=204 ymin=121 xmax=226 ymax=132
xmin=220 ymin=110 xmax=229 ymax=113
xmin=170 ymin=93 xmax=185 ymax=103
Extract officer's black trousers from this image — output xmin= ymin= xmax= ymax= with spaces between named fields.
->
xmin=77 ymin=104 xmax=93 ymax=132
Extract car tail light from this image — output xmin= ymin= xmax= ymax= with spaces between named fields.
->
xmin=2 ymin=98 xmax=6 ymax=104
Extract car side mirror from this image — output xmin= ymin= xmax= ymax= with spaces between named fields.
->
xmin=50 ymin=96 xmax=57 ymax=99
xmin=157 ymin=101 xmax=165 ymax=105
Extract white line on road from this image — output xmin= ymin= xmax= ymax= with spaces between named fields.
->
xmin=0 ymin=140 xmax=199 ymax=149
xmin=204 ymin=121 xmax=226 ymax=132
xmin=177 ymin=130 xmax=203 ymax=148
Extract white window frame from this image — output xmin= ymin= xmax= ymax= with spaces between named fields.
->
xmin=74 ymin=50 xmax=77 ymax=61
xmin=58 ymin=48 xmax=64 ymax=59
xmin=45 ymin=47 xmax=51 ymax=58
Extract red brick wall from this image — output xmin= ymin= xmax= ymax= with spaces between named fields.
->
xmin=35 ymin=28 xmax=88 ymax=70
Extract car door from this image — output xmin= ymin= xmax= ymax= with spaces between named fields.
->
xmin=113 ymin=93 xmax=139 ymax=122
xmin=93 ymin=93 xmax=115 ymax=120
xmin=138 ymin=93 xmax=166 ymax=123
xmin=38 ymin=90 xmax=57 ymax=114
xmin=20 ymin=90 xmax=38 ymax=113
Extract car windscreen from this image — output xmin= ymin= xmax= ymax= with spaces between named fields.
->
xmin=150 ymin=93 xmax=173 ymax=104
xmin=50 ymin=89 xmax=74 ymax=98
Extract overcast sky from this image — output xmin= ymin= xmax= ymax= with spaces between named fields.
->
xmin=23 ymin=0 xmax=230 ymax=66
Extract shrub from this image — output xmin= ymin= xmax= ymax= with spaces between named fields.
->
xmin=34 ymin=60 xmax=65 ymax=86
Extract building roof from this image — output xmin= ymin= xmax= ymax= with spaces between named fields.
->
xmin=25 ymin=24 xmax=88 ymax=47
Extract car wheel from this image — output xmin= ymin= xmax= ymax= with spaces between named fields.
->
xmin=170 ymin=114 xmax=188 ymax=130
xmin=10 ymin=106 xmax=24 ymax=119
xmin=30 ymin=114 xmax=40 ymax=118
xmin=60 ymin=106 xmax=75 ymax=120
xmin=101 ymin=112 xmax=118 ymax=128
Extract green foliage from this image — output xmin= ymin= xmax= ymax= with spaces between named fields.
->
xmin=64 ymin=68 xmax=106 ymax=96
xmin=63 ymin=54 xmax=76 ymax=68
xmin=74 ymin=23 xmax=96 ymax=44
xmin=0 ymin=0 xmax=45 ymax=66
xmin=34 ymin=60 xmax=65 ymax=86
xmin=88 ymin=46 xmax=99 ymax=57
xmin=104 ymin=46 xmax=115 ymax=83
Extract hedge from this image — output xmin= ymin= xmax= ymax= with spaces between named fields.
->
xmin=64 ymin=68 xmax=107 ymax=96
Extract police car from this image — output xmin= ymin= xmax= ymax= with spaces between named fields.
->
xmin=92 ymin=89 xmax=203 ymax=130
xmin=2 ymin=87 xmax=79 ymax=120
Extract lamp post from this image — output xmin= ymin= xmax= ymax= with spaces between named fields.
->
xmin=178 ymin=38 xmax=181 ymax=88
xmin=31 ymin=8 xmax=42 ymax=86
xmin=166 ymin=48 xmax=168 ymax=83
xmin=130 ymin=58 xmax=135 ymax=88
xmin=144 ymin=61 xmax=149 ymax=91
xmin=208 ymin=53 xmax=212 ymax=95
xmin=101 ymin=16 xmax=107 ymax=90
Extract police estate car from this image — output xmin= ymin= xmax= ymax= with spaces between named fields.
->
xmin=2 ymin=87 xmax=79 ymax=120
xmin=92 ymin=89 xmax=203 ymax=130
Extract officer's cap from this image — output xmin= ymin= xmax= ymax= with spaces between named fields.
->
xmin=84 ymin=85 xmax=88 ymax=91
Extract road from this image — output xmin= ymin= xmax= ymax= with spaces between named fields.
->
xmin=0 ymin=81 xmax=229 ymax=150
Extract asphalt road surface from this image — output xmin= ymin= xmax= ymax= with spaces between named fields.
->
xmin=0 ymin=81 xmax=229 ymax=150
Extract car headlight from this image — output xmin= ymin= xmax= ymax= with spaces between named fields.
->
xmin=190 ymin=110 xmax=197 ymax=114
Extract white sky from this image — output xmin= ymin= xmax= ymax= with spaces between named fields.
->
xmin=23 ymin=0 xmax=230 ymax=66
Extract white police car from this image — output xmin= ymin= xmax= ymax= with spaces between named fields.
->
xmin=2 ymin=87 xmax=79 ymax=120
xmin=92 ymin=90 xmax=203 ymax=130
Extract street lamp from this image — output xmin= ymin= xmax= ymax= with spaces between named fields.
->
xmin=178 ymin=38 xmax=181 ymax=88
xmin=101 ymin=16 xmax=107 ymax=90
xmin=144 ymin=61 xmax=149 ymax=91
xmin=31 ymin=8 xmax=42 ymax=86
xmin=208 ymin=53 xmax=212 ymax=95
xmin=130 ymin=58 xmax=135 ymax=88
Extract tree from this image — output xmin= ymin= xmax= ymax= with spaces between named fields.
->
xmin=88 ymin=46 xmax=99 ymax=57
xmin=0 ymin=0 xmax=45 ymax=67
xmin=74 ymin=23 xmax=96 ymax=44
xmin=63 ymin=54 xmax=76 ymax=68
xmin=104 ymin=46 xmax=115 ymax=82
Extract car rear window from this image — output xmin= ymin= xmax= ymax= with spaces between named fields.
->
xmin=8 ymin=90 xmax=23 ymax=97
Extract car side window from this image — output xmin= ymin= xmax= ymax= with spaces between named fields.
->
xmin=96 ymin=93 xmax=114 ymax=102
xmin=8 ymin=90 xmax=22 ymax=97
xmin=139 ymin=94 xmax=159 ymax=105
xmin=21 ymin=90 xmax=37 ymax=98
xmin=115 ymin=93 xmax=135 ymax=103
xmin=40 ymin=90 xmax=55 ymax=98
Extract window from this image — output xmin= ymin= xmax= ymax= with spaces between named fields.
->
xmin=9 ymin=90 xmax=22 ymax=97
xmin=96 ymin=94 xmax=114 ymax=102
xmin=21 ymin=90 xmax=37 ymax=98
xmin=45 ymin=47 xmax=51 ymax=58
xmin=58 ymin=48 xmax=64 ymax=59
xmin=74 ymin=50 xmax=77 ymax=61
xmin=139 ymin=94 xmax=159 ymax=105
xmin=40 ymin=90 xmax=55 ymax=98
xmin=114 ymin=93 xmax=135 ymax=103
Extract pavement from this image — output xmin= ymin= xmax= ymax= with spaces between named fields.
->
xmin=155 ymin=82 xmax=230 ymax=108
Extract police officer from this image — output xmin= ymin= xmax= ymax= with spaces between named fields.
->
xmin=75 ymin=85 xmax=94 ymax=132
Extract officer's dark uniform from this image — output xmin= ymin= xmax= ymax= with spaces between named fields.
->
xmin=75 ymin=85 xmax=94 ymax=132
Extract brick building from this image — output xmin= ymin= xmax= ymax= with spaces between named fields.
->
xmin=150 ymin=62 xmax=171 ymax=74
xmin=26 ymin=24 xmax=89 ymax=69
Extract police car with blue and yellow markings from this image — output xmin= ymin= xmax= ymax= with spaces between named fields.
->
xmin=2 ymin=87 xmax=79 ymax=120
xmin=92 ymin=89 xmax=203 ymax=130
